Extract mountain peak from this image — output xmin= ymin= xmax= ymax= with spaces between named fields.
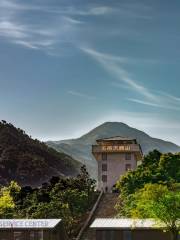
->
xmin=86 ymin=121 xmax=131 ymax=135
xmin=47 ymin=122 xmax=180 ymax=179
xmin=99 ymin=121 xmax=129 ymax=128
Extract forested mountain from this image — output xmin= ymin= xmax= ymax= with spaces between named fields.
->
xmin=0 ymin=121 xmax=81 ymax=186
xmin=47 ymin=122 xmax=180 ymax=178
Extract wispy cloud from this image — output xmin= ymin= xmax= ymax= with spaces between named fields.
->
xmin=0 ymin=0 xmax=154 ymax=52
xmin=0 ymin=0 xmax=154 ymax=54
xmin=0 ymin=20 xmax=55 ymax=50
xmin=66 ymin=6 xmax=113 ymax=16
xmin=127 ymin=98 xmax=180 ymax=111
xmin=127 ymin=98 xmax=162 ymax=108
xmin=80 ymin=47 xmax=157 ymax=101
xmin=0 ymin=0 xmax=113 ymax=16
xmin=0 ymin=0 xmax=85 ymax=51
xmin=157 ymin=91 xmax=180 ymax=102
xmin=80 ymin=47 xmax=180 ymax=111
xmin=67 ymin=90 xmax=96 ymax=100
xmin=0 ymin=21 xmax=27 ymax=39
xmin=0 ymin=0 xmax=152 ymax=19
xmin=63 ymin=16 xmax=83 ymax=25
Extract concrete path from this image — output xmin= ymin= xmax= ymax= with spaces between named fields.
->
xmin=81 ymin=193 xmax=119 ymax=240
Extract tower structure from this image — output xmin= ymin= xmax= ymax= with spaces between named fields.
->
xmin=92 ymin=136 xmax=143 ymax=192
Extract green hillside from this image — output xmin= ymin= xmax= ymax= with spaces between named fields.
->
xmin=0 ymin=121 xmax=81 ymax=186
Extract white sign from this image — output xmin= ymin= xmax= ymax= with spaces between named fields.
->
xmin=0 ymin=219 xmax=61 ymax=229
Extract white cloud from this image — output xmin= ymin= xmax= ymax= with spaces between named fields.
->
xmin=80 ymin=47 xmax=180 ymax=111
xmin=80 ymin=47 xmax=157 ymax=101
xmin=82 ymin=6 xmax=113 ymax=15
xmin=0 ymin=20 xmax=56 ymax=49
xmin=63 ymin=16 xmax=83 ymax=25
xmin=0 ymin=21 xmax=27 ymax=39
xmin=0 ymin=1 xmax=83 ymax=51
xmin=0 ymin=0 xmax=152 ymax=20
xmin=0 ymin=0 xmax=153 ymax=52
xmin=13 ymin=40 xmax=39 ymax=49
xmin=127 ymin=98 xmax=163 ymax=108
xmin=127 ymin=98 xmax=180 ymax=111
xmin=0 ymin=0 xmax=87 ymax=51
xmin=0 ymin=0 xmax=53 ymax=12
xmin=0 ymin=0 xmax=113 ymax=16
xmin=157 ymin=91 xmax=180 ymax=102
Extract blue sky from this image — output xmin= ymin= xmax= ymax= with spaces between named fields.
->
xmin=0 ymin=0 xmax=180 ymax=144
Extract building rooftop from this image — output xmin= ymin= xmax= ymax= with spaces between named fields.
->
xmin=0 ymin=219 xmax=61 ymax=229
xmin=90 ymin=218 xmax=162 ymax=229
xmin=97 ymin=136 xmax=136 ymax=142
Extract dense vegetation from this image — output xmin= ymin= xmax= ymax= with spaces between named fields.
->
xmin=116 ymin=150 xmax=180 ymax=240
xmin=0 ymin=165 xmax=97 ymax=238
xmin=0 ymin=120 xmax=81 ymax=186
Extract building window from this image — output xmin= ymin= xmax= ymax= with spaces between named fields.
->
xmin=102 ymin=164 xmax=107 ymax=171
xmin=125 ymin=164 xmax=131 ymax=171
xmin=102 ymin=175 xmax=107 ymax=182
xmin=123 ymin=230 xmax=132 ymax=240
xmin=102 ymin=153 xmax=107 ymax=161
xmin=125 ymin=153 xmax=131 ymax=160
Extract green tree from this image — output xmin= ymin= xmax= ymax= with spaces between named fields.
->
xmin=51 ymin=188 xmax=88 ymax=217
xmin=159 ymin=153 xmax=180 ymax=182
xmin=0 ymin=181 xmax=20 ymax=218
xmin=116 ymin=150 xmax=180 ymax=197
xmin=75 ymin=165 xmax=96 ymax=207
xmin=4 ymin=165 xmax=97 ymax=238
xmin=121 ymin=184 xmax=180 ymax=240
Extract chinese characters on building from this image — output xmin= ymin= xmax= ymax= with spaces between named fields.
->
xmin=101 ymin=145 xmax=131 ymax=151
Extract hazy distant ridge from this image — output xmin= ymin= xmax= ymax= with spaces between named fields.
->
xmin=47 ymin=122 xmax=180 ymax=178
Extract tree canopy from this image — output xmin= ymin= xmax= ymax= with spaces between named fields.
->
xmin=116 ymin=150 xmax=180 ymax=240
xmin=0 ymin=181 xmax=20 ymax=218
xmin=0 ymin=166 xmax=97 ymax=238
xmin=121 ymin=184 xmax=180 ymax=240
xmin=116 ymin=150 xmax=180 ymax=197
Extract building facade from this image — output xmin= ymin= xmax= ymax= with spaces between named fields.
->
xmin=90 ymin=218 xmax=174 ymax=240
xmin=92 ymin=137 xmax=143 ymax=192
xmin=0 ymin=219 xmax=68 ymax=240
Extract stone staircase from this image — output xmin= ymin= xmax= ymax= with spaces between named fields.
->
xmin=81 ymin=193 xmax=119 ymax=240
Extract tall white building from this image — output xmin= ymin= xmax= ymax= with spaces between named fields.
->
xmin=92 ymin=136 xmax=143 ymax=192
